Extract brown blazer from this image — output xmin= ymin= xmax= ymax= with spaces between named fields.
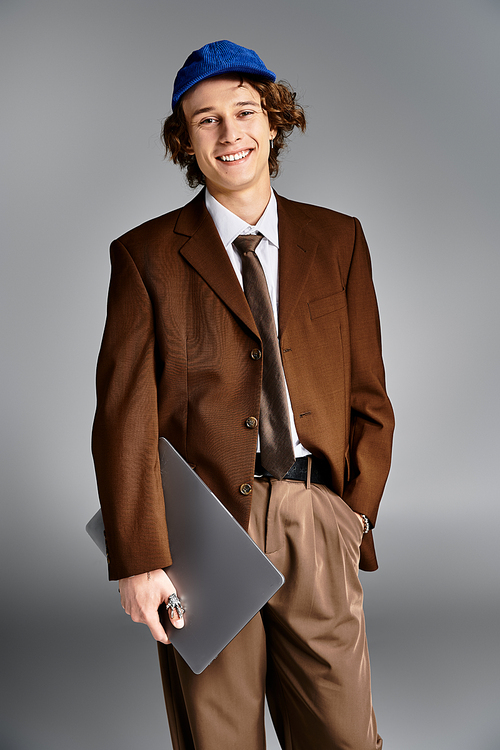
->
xmin=92 ymin=190 xmax=394 ymax=580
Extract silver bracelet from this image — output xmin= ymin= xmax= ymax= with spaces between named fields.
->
xmin=360 ymin=514 xmax=371 ymax=534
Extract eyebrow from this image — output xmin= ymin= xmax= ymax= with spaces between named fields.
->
xmin=191 ymin=100 xmax=261 ymax=118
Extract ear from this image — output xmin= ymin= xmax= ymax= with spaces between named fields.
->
xmin=184 ymin=141 xmax=195 ymax=156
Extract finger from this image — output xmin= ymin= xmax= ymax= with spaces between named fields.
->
xmin=145 ymin=611 xmax=171 ymax=644
xmin=170 ymin=608 xmax=185 ymax=629
xmin=130 ymin=606 xmax=171 ymax=644
xmin=165 ymin=592 xmax=185 ymax=629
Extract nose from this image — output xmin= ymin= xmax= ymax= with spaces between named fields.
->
xmin=219 ymin=117 xmax=242 ymax=144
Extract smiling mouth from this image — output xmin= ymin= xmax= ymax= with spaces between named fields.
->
xmin=218 ymin=149 xmax=251 ymax=162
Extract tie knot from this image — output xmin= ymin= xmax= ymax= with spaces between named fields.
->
xmin=233 ymin=234 xmax=263 ymax=256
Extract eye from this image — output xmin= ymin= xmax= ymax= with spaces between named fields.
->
xmin=239 ymin=110 xmax=255 ymax=117
xmin=199 ymin=116 xmax=218 ymax=125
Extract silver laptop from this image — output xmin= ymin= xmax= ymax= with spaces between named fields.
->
xmin=87 ymin=438 xmax=284 ymax=673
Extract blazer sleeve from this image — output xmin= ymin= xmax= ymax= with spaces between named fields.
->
xmin=92 ymin=239 xmax=172 ymax=580
xmin=342 ymin=218 xmax=395 ymax=570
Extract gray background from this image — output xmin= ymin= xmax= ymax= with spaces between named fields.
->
xmin=1 ymin=0 xmax=499 ymax=748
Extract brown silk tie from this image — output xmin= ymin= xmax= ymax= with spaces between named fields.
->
xmin=234 ymin=234 xmax=295 ymax=480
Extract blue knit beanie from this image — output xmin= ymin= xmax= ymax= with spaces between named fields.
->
xmin=172 ymin=40 xmax=276 ymax=109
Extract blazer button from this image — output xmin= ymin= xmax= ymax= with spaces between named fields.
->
xmin=250 ymin=348 xmax=262 ymax=360
xmin=245 ymin=416 xmax=258 ymax=429
xmin=239 ymin=483 xmax=252 ymax=496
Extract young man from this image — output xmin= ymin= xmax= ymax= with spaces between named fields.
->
xmin=92 ymin=40 xmax=394 ymax=750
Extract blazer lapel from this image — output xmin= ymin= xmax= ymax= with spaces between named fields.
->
xmin=175 ymin=192 xmax=259 ymax=338
xmin=276 ymin=194 xmax=318 ymax=336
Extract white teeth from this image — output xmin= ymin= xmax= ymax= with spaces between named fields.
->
xmin=220 ymin=150 xmax=250 ymax=162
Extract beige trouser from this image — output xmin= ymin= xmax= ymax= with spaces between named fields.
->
xmin=158 ymin=477 xmax=382 ymax=750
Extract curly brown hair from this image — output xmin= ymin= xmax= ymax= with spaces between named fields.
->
xmin=161 ymin=76 xmax=306 ymax=188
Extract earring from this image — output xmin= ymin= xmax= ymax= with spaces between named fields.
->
xmin=270 ymin=138 xmax=274 ymax=150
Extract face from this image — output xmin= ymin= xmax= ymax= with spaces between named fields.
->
xmin=182 ymin=75 xmax=276 ymax=200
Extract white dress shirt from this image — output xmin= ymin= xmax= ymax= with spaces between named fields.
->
xmin=205 ymin=189 xmax=308 ymax=459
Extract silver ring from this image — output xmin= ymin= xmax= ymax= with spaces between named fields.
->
xmin=166 ymin=593 xmax=185 ymax=618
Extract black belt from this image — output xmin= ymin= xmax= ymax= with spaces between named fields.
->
xmin=254 ymin=454 xmax=331 ymax=486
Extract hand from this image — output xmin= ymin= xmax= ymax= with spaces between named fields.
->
xmin=119 ymin=568 xmax=185 ymax=644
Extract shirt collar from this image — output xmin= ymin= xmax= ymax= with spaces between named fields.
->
xmin=205 ymin=189 xmax=279 ymax=249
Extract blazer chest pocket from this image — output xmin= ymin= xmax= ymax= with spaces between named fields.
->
xmin=308 ymin=289 xmax=346 ymax=320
